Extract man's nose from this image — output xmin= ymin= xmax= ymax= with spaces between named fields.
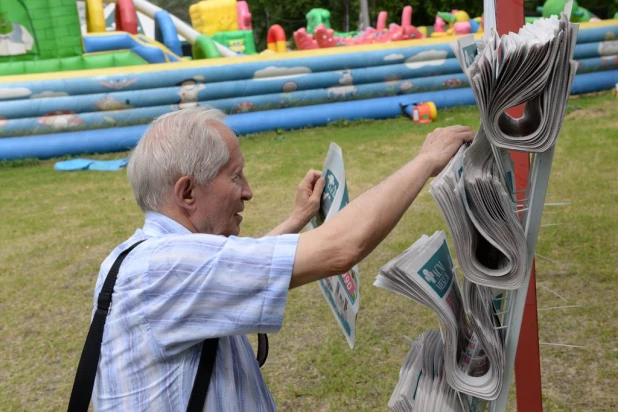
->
xmin=242 ymin=179 xmax=253 ymax=201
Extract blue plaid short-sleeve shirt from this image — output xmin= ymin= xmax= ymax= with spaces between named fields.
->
xmin=91 ymin=212 xmax=299 ymax=411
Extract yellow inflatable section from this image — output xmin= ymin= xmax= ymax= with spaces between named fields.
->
xmin=85 ymin=0 xmax=106 ymax=32
xmin=190 ymin=0 xmax=238 ymax=36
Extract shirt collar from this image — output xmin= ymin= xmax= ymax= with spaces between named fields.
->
xmin=142 ymin=211 xmax=192 ymax=237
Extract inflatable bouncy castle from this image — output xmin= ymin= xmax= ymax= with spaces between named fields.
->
xmin=1 ymin=1 xmax=617 ymax=161
xmin=294 ymin=6 xmax=424 ymax=50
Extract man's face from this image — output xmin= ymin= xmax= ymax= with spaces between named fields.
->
xmin=192 ymin=124 xmax=253 ymax=236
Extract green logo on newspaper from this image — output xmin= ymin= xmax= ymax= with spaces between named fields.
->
xmin=322 ymin=169 xmax=339 ymax=212
xmin=417 ymin=240 xmax=454 ymax=298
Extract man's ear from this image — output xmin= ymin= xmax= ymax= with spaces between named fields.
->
xmin=173 ymin=176 xmax=196 ymax=210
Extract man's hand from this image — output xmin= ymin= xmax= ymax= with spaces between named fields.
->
xmin=266 ymin=169 xmax=325 ymax=236
xmin=290 ymin=169 xmax=325 ymax=228
xmin=417 ymin=125 xmax=475 ymax=176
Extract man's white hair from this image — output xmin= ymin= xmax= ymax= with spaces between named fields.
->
xmin=127 ymin=106 xmax=230 ymax=212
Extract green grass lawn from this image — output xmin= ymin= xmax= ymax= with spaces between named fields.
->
xmin=1 ymin=93 xmax=616 ymax=411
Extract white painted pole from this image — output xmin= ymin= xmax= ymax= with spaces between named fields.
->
xmin=359 ymin=0 xmax=370 ymax=30
xmin=483 ymin=0 xmax=497 ymax=40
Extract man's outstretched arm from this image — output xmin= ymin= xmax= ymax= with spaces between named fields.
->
xmin=291 ymin=125 xmax=475 ymax=288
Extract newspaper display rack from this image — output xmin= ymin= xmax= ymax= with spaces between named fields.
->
xmin=489 ymin=1 xmax=576 ymax=410
xmin=375 ymin=2 xmax=578 ymax=410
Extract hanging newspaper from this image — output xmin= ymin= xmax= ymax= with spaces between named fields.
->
xmin=307 ymin=142 xmax=360 ymax=349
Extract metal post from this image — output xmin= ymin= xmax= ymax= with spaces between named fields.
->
xmin=359 ymin=0 xmax=370 ymax=31
xmin=491 ymin=0 xmax=544 ymax=410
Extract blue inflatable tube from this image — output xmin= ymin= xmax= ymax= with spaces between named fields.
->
xmin=0 ymin=88 xmax=473 ymax=160
xmin=83 ymin=33 xmax=182 ymax=63
xmin=2 ymin=43 xmax=459 ymax=98
xmin=4 ymin=31 xmax=615 ymax=100
xmin=1 ymin=70 xmax=616 ymax=161
xmin=0 ymin=125 xmax=148 ymax=161
xmin=229 ymin=88 xmax=474 ymax=135
xmin=575 ymin=24 xmax=618 ymax=44
xmin=570 ymin=68 xmax=618 ymax=94
xmin=574 ymin=41 xmax=617 ymax=60
xmin=0 ymin=74 xmax=470 ymax=136
xmin=0 ymin=61 xmax=468 ymax=119
xmin=4 ymin=52 xmax=617 ymax=121
xmin=154 ymin=10 xmax=182 ymax=56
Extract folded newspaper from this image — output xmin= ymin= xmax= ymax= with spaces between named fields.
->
xmin=387 ymin=329 xmax=470 ymax=412
xmin=452 ymin=12 xmax=578 ymax=152
xmin=307 ymin=142 xmax=360 ymax=349
xmin=430 ymin=130 xmax=527 ymax=290
xmin=374 ymin=232 xmax=505 ymax=400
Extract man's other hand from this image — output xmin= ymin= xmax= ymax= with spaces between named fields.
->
xmin=417 ymin=125 xmax=475 ymax=177
xmin=291 ymin=169 xmax=325 ymax=228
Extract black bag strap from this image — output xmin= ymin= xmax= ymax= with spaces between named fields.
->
xmin=186 ymin=338 xmax=218 ymax=412
xmin=257 ymin=333 xmax=269 ymax=367
xmin=186 ymin=333 xmax=267 ymax=411
xmin=68 ymin=240 xmax=147 ymax=412
xmin=68 ymin=239 xmax=269 ymax=412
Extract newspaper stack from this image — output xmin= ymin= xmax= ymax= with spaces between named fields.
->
xmin=387 ymin=329 xmax=464 ymax=412
xmin=463 ymin=280 xmax=505 ymax=381
xmin=374 ymin=232 xmax=504 ymax=400
xmin=380 ymin=7 xmax=579 ymax=409
xmin=454 ymin=12 xmax=578 ymax=152
xmin=430 ymin=130 xmax=527 ymax=290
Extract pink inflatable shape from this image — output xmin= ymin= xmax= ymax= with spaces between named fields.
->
xmin=312 ymin=22 xmax=422 ymax=48
xmin=401 ymin=6 xmax=412 ymax=27
xmin=434 ymin=16 xmax=446 ymax=32
xmin=314 ymin=24 xmax=338 ymax=48
xmin=236 ymin=1 xmax=252 ymax=30
xmin=293 ymin=27 xmax=318 ymax=50
xmin=377 ymin=11 xmax=387 ymax=31
xmin=402 ymin=25 xmax=424 ymax=40
xmin=294 ymin=9 xmax=425 ymax=51
xmin=453 ymin=21 xmax=471 ymax=35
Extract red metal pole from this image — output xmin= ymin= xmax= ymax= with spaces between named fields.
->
xmin=494 ymin=1 xmax=543 ymax=411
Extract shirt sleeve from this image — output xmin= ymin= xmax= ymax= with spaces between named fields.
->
xmin=139 ymin=233 xmax=299 ymax=355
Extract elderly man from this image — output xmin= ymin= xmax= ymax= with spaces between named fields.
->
xmin=76 ymin=106 xmax=474 ymax=411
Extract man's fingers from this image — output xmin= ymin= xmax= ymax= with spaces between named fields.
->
xmin=310 ymin=177 xmax=326 ymax=202
xmin=308 ymin=169 xmax=321 ymax=182
xmin=449 ymin=126 xmax=475 ymax=142
xmin=462 ymin=130 xmax=475 ymax=142
xmin=428 ymin=126 xmax=475 ymax=145
xmin=446 ymin=125 xmax=474 ymax=133
xmin=302 ymin=169 xmax=321 ymax=184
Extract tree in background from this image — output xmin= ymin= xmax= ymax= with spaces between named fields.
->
xmin=148 ymin=0 xmax=616 ymax=53
xmin=149 ymin=0 xmax=192 ymax=23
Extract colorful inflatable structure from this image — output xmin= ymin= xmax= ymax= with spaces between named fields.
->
xmin=266 ymin=25 xmax=287 ymax=53
xmin=189 ymin=0 xmax=256 ymax=54
xmin=539 ymin=0 xmax=597 ymax=23
xmin=0 ymin=0 xmax=149 ymax=76
xmin=0 ymin=1 xmax=617 ymax=161
xmin=0 ymin=0 xmax=242 ymax=78
xmin=294 ymin=6 xmax=424 ymax=50
xmin=431 ymin=10 xmax=484 ymax=38
xmin=525 ymin=0 xmax=601 ymax=24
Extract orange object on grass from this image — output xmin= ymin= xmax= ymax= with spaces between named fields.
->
xmin=412 ymin=102 xmax=437 ymax=124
